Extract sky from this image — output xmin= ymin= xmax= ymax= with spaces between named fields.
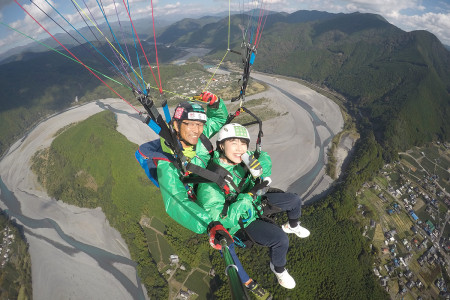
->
xmin=0 ymin=0 xmax=449 ymax=57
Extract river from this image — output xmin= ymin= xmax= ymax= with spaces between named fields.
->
xmin=0 ymin=99 xmax=150 ymax=300
xmin=0 ymin=68 xmax=343 ymax=299
xmin=0 ymin=177 xmax=146 ymax=299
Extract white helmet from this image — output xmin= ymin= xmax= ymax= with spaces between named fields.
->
xmin=217 ymin=123 xmax=250 ymax=143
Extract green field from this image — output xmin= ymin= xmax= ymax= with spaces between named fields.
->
xmin=158 ymin=234 xmax=176 ymax=265
xmin=151 ymin=217 xmax=167 ymax=233
xmin=144 ymin=227 xmax=161 ymax=262
xmin=185 ymin=270 xmax=211 ymax=300
xmin=198 ymin=263 xmax=211 ymax=273
xmin=404 ymin=143 xmax=450 ymax=191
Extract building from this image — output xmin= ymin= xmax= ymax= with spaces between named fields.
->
xmin=170 ymin=254 xmax=179 ymax=264
xmin=409 ymin=210 xmax=419 ymax=221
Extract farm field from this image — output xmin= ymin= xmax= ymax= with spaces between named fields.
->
xmin=356 ymin=142 xmax=450 ymax=300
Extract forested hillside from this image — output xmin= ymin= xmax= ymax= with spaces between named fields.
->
xmin=255 ymin=12 xmax=450 ymax=161
xmin=0 ymin=212 xmax=32 ymax=299
xmin=2 ymin=10 xmax=448 ymax=160
xmin=0 ymin=45 xmax=183 ymax=156
xmin=164 ymin=11 xmax=449 ymax=160
xmin=31 ymin=111 xmax=171 ymax=299
xmin=31 ymin=109 xmax=389 ymax=299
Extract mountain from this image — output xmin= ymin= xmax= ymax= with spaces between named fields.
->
xmin=0 ymin=40 xmax=182 ymax=155
xmin=156 ymin=17 xmax=219 ymax=44
xmin=165 ymin=11 xmax=449 ymax=159
xmin=0 ymin=15 xmax=184 ymax=64
xmin=254 ymin=12 xmax=450 ymax=158
xmin=1 ymin=10 xmax=449 ymax=158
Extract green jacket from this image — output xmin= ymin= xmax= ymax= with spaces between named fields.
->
xmin=157 ymin=100 xmax=228 ymax=234
xmin=196 ymin=150 xmax=272 ymax=235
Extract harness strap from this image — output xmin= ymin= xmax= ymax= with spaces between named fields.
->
xmin=181 ymin=162 xmax=239 ymax=197
xmin=235 ymin=217 xmax=256 ymax=248
xmin=220 ymin=194 xmax=237 ymax=218
xmin=138 ymin=95 xmax=188 ymax=174
xmin=199 ymin=133 xmax=214 ymax=156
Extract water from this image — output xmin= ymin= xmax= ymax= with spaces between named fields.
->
xmin=172 ymin=47 xmax=211 ymax=65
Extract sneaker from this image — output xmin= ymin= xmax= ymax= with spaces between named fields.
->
xmin=282 ymin=222 xmax=310 ymax=238
xmin=270 ymin=262 xmax=296 ymax=289
xmin=246 ymin=280 xmax=273 ymax=300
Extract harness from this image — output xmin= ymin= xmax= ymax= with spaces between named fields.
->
xmin=135 ymin=88 xmax=238 ymax=200
xmin=234 ymin=186 xmax=285 ymax=249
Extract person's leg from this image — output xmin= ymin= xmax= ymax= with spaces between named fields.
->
xmin=244 ymin=219 xmax=295 ymax=289
xmin=227 ymin=243 xmax=272 ymax=299
xmin=244 ymin=219 xmax=289 ymax=268
xmin=265 ymin=192 xmax=301 ymax=222
xmin=265 ymin=192 xmax=310 ymax=238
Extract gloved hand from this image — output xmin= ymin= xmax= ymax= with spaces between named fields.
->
xmin=257 ymin=177 xmax=272 ymax=196
xmin=248 ymin=177 xmax=272 ymax=197
xmin=207 ymin=221 xmax=234 ymax=250
xmin=241 ymin=153 xmax=263 ymax=178
xmin=199 ymin=91 xmax=219 ymax=107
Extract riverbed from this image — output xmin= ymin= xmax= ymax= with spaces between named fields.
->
xmin=0 ymin=73 xmax=344 ymax=299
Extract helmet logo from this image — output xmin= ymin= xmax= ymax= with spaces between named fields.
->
xmin=234 ymin=126 xmax=248 ymax=138
xmin=174 ymin=107 xmax=184 ymax=119
xmin=188 ymin=112 xmax=207 ymax=121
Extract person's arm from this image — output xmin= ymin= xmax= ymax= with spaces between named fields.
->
xmin=197 ymin=181 xmax=256 ymax=233
xmin=157 ymin=160 xmax=213 ymax=234
xmin=203 ymin=97 xmax=228 ymax=138
xmin=254 ymin=150 xmax=272 ymax=178
xmin=222 ymin=193 xmax=256 ymax=229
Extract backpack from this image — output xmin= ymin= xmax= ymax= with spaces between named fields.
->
xmin=135 ymin=139 xmax=175 ymax=188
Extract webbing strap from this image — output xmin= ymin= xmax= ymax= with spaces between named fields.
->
xmin=182 ymin=163 xmax=239 ymax=196
xmin=138 ymin=94 xmax=188 ymax=173
xmin=219 ymin=166 xmax=252 ymax=218
xmin=199 ymin=134 xmax=214 ymax=156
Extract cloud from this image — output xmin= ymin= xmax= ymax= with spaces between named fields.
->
xmin=2 ymin=0 xmax=449 ymax=57
xmin=276 ymin=0 xmax=450 ymax=45
xmin=342 ymin=0 xmax=420 ymax=14
xmin=397 ymin=12 xmax=450 ymax=45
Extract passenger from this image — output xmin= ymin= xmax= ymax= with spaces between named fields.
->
xmin=151 ymin=93 xmax=271 ymax=299
xmin=196 ymin=123 xmax=310 ymax=289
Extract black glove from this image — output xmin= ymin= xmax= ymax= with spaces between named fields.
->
xmin=207 ymin=221 xmax=234 ymax=250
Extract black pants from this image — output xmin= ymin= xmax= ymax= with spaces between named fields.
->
xmin=244 ymin=192 xmax=302 ymax=267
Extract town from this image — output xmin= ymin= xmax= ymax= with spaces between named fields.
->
xmin=357 ymin=142 xmax=450 ymax=299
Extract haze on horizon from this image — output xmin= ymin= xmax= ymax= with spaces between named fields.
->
xmin=0 ymin=0 xmax=449 ymax=58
